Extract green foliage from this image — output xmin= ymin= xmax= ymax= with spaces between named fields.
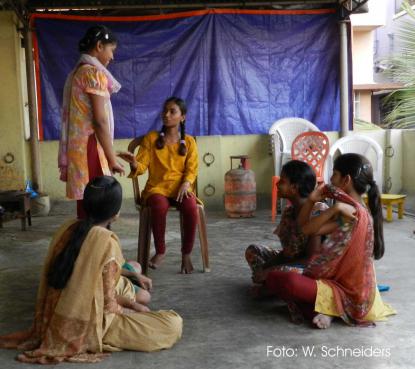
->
xmin=354 ymin=118 xmax=383 ymax=131
xmin=383 ymin=1 xmax=415 ymax=128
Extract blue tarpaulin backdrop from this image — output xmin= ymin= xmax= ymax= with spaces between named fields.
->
xmin=33 ymin=10 xmax=342 ymax=140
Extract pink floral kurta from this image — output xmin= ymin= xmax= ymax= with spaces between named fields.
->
xmin=66 ymin=64 xmax=111 ymax=199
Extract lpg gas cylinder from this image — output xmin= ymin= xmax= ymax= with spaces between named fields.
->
xmin=224 ymin=155 xmax=256 ymax=218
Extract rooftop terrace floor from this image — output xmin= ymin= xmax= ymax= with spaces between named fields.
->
xmin=0 ymin=200 xmax=414 ymax=369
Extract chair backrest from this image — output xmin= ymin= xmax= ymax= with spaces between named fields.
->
xmin=325 ymin=134 xmax=384 ymax=189
xmin=128 ymin=136 xmax=144 ymax=209
xmin=291 ymin=131 xmax=329 ymax=181
xmin=268 ymin=117 xmax=319 ymax=175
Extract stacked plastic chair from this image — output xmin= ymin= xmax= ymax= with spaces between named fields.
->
xmin=269 ymin=118 xmax=319 ymax=222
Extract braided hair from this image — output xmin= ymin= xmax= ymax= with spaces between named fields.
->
xmin=156 ymin=97 xmax=188 ymax=156
xmin=48 ymin=176 xmax=122 ymax=289
xmin=333 ymin=153 xmax=384 ymax=260
xmin=78 ymin=25 xmax=117 ymax=53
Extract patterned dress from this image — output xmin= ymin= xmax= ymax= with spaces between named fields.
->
xmin=246 ymin=202 xmax=328 ymax=274
xmin=65 ymin=64 xmax=111 ymax=200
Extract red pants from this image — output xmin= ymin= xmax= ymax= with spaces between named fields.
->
xmin=77 ymin=135 xmax=104 ymax=219
xmin=265 ymin=270 xmax=318 ymax=320
xmin=146 ymin=194 xmax=198 ymax=255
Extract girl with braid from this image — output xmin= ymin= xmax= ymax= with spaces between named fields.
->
xmin=118 ymin=97 xmax=198 ymax=274
xmin=0 ymin=176 xmax=182 ymax=363
xmin=264 ymin=154 xmax=395 ymax=328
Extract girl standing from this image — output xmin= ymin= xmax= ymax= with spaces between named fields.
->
xmin=58 ymin=25 xmax=124 ymax=219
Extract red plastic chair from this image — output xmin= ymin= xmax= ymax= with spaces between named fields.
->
xmin=271 ymin=131 xmax=329 ymax=222
xmin=291 ymin=131 xmax=329 ymax=183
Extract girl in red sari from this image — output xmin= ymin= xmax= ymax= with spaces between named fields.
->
xmin=265 ymin=153 xmax=395 ymax=328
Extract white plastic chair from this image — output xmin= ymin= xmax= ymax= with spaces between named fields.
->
xmin=325 ymin=134 xmax=384 ymax=190
xmin=269 ymin=118 xmax=320 ymax=176
xmin=269 ymin=118 xmax=319 ymax=221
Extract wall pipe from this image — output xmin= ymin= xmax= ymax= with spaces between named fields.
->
xmin=339 ymin=19 xmax=349 ymax=137
xmin=24 ymin=26 xmax=43 ymax=191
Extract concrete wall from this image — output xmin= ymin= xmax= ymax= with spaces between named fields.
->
xmin=401 ymin=129 xmax=415 ymax=195
xmin=358 ymin=91 xmax=373 ymax=121
xmin=352 ymin=30 xmax=375 ymax=84
xmin=350 ymin=0 xmax=387 ymax=29
xmin=0 ymin=12 xmax=29 ymax=191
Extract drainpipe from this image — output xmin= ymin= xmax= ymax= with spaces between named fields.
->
xmin=339 ymin=19 xmax=349 ymax=138
xmin=24 ymin=26 xmax=43 ymax=192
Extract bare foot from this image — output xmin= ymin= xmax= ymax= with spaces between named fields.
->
xmin=312 ymin=313 xmax=333 ymax=329
xmin=132 ymin=302 xmax=150 ymax=313
xmin=181 ymin=254 xmax=194 ymax=274
xmin=149 ymin=253 xmax=165 ymax=269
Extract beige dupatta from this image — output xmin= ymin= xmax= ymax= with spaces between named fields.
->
xmin=0 ymin=220 xmax=124 ymax=364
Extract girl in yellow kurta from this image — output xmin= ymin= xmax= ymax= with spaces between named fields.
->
xmin=0 ymin=176 xmax=182 ymax=364
xmin=118 ymin=97 xmax=198 ymax=273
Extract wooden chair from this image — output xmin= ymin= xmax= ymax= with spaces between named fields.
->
xmin=128 ymin=137 xmax=210 ymax=275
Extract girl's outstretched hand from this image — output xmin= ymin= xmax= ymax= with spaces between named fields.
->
xmin=176 ymin=181 xmax=194 ymax=203
xmin=117 ymin=151 xmax=137 ymax=170
xmin=308 ymin=183 xmax=326 ymax=203
xmin=109 ymin=160 xmax=125 ymax=176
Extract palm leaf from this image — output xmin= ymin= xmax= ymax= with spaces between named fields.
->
xmin=382 ymin=1 xmax=415 ymax=128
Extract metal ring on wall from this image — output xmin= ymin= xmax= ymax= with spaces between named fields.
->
xmin=203 ymin=152 xmax=215 ymax=167
xmin=203 ymin=184 xmax=216 ymax=197
xmin=4 ymin=152 xmax=15 ymax=164
xmin=385 ymin=177 xmax=392 ymax=193
xmin=385 ymin=145 xmax=395 ymax=158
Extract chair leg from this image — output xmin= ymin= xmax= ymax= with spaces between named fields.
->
xmin=398 ymin=201 xmax=405 ymax=219
xmin=138 ymin=207 xmax=152 ymax=275
xmin=197 ymin=204 xmax=210 ymax=272
xmin=385 ymin=204 xmax=393 ymax=222
xmin=271 ymin=176 xmax=279 ymax=223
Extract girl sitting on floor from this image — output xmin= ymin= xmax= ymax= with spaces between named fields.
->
xmin=264 ymin=153 xmax=395 ymax=328
xmin=0 ymin=176 xmax=182 ymax=364
xmin=245 ymin=160 xmax=327 ymax=293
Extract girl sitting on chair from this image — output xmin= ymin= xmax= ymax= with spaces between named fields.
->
xmin=118 ymin=97 xmax=198 ymax=274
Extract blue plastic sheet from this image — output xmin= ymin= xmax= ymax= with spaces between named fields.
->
xmin=33 ymin=11 xmax=344 ymax=140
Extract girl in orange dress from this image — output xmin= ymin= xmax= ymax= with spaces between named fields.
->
xmin=58 ymin=25 xmax=124 ymax=218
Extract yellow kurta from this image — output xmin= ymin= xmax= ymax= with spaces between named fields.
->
xmin=129 ymin=131 xmax=198 ymax=202
xmin=315 ymin=278 xmax=396 ymax=321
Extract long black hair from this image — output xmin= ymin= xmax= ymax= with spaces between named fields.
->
xmin=281 ymin=160 xmax=316 ymax=198
xmin=333 ymin=153 xmax=384 ymax=260
xmin=48 ymin=176 xmax=122 ymax=289
xmin=156 ymin=97 xmax=188 ymax=156
xmin=78 ymin=25 xmax=117 ymax=53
